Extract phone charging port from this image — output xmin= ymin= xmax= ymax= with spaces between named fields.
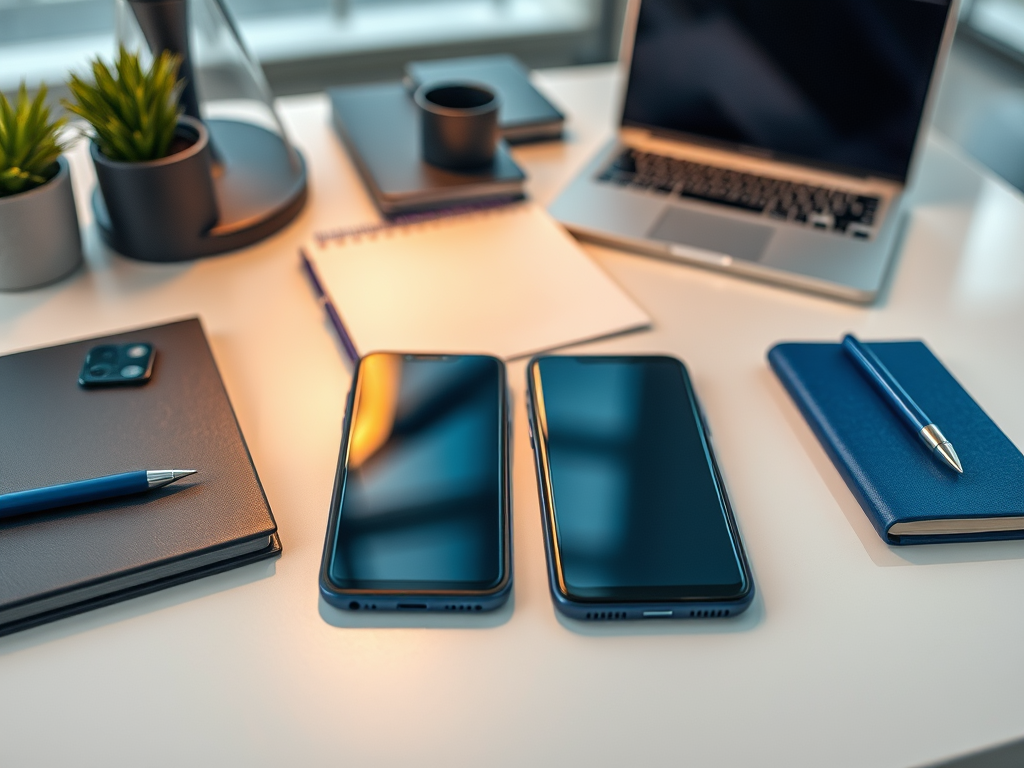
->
xmin=397 ymin=603 xmax=428 ymax=610
xmin=642 ymin=610 xmax=673 ymax=618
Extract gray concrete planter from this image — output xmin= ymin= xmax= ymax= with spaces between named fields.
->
xmin=91 ymin=115 xmax=219 ymax=262
xmin=0 ymin=156 xmax=83 ymax=291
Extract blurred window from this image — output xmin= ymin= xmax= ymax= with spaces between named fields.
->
xmin=0 ymin=0 xmax=619 ymax=95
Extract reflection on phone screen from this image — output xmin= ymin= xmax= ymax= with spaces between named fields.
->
xmin=329 ymin=355 xmax=503 ymax=592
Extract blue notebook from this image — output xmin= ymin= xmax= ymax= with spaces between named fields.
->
xmin=768 ymin=341 xmax=1024 ymax=544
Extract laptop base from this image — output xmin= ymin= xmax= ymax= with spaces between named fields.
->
xmin=550 ymin=141 xmax=907 ymax=304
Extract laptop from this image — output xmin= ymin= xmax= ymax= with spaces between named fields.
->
xmin=549 ymin=0 xmax=960 ymax=302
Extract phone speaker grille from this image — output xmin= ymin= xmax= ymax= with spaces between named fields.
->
xmin=689 ymin=609 xmax=730 ymax=618
xmin=585 ymin=611 xmax=627 ymax=620
xmin=443 ymin=604 xmax=481 ymax=611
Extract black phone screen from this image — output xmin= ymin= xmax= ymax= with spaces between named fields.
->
xmin=530 ymin=356 xmax=747 ymax=602
xmin=328 ymin=354 xmax=505 ymax=592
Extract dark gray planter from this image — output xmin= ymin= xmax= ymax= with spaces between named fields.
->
xmin=91 ymin=115 xmax=219 ymax=262
xmin=0 ymin=156 xmax=83 ymax=291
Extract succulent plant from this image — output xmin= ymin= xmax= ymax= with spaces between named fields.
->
xmin=0 ymin=83 xmax=68 ymax=197
xmin=64 ymin=46 xmax=185 ymax=163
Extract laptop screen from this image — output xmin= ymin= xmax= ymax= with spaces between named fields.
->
xmin=622 ymin=0 xmax=953 ymax=181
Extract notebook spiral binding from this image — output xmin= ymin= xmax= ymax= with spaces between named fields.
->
xmin=312 ymin=198 xmax=521 ymax=248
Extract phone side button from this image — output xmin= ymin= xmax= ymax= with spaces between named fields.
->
xmin=642 ymin=610 xmax=673 ymax=618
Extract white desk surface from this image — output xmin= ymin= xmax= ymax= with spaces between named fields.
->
xmin=1 ymin=64 xmax=1023 ymax=768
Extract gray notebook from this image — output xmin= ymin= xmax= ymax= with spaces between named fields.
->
xmin=330 ymin=82 xmax=526 ymax=215
xmin=0 ymin=318 xmax=280 ymax=637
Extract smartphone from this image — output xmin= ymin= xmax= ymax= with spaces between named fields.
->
xmin=526 ymin=355 xmax=753 ymax=620
xmin=320 ymin=352 xmax=512 ymax=612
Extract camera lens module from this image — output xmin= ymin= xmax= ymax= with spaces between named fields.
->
xmin=79 ymin=342 xmax=155 ymax=388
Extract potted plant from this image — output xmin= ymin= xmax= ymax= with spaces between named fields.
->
xmin=0 ymin=83 xmax=83 ymax=291
xmin=64 ymin=47 xmax=219 ymax=262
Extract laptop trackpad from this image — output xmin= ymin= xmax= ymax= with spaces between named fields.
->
xmin=648 ymin=207 xmax=773 ymax=263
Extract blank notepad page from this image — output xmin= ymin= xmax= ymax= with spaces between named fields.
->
xmin=304 ymin=203 xmax=650 ymax=360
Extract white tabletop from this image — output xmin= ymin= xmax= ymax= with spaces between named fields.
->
xmin=1 ymin=64 xmax=1023 ymax=768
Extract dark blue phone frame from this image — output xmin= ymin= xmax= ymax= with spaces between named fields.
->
xmin=319 ymin=353 xmax=512 ymax=613
xmin=526 ymin=355 xmax=754 ymax=621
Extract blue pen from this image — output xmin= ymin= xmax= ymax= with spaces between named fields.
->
xmin=842 ymin=334 xmax=963 ymax=473
xmin=0 ymin=470 xmax=197 ymax=520
xmin=300 ymin=248 xmax=360 ymax=365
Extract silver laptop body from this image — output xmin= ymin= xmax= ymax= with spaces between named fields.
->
xmin=550 ymin=0 xmax=960 ymax=303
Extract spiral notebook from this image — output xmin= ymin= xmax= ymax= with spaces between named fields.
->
xmin=300 ymin=203 xmax=651 ymax=361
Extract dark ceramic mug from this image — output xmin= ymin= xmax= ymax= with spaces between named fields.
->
xmin=414 ymin=83 xmax=500 ymax=171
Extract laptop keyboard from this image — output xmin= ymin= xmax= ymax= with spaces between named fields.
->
xmin=597 ymin=148 xmax=880 ymax=238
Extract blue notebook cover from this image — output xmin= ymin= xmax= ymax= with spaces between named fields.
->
xmin=768 ymin=341 xmax=1024 ymax=544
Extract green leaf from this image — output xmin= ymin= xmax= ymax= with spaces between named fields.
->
xmin=61 ymin=47 xmax=184 ymax=163
xmin=0 ymin=81 xmax=68 ymax=197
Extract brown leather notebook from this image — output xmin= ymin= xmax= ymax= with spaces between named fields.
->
xmin=0 ymin=318 xmax=280 ymax=636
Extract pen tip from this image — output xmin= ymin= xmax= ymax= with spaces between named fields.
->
xmin=173 ymin=469 xmax=198 ymax=478
xmin=935 ymin=443 xmax=963 ymax=474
